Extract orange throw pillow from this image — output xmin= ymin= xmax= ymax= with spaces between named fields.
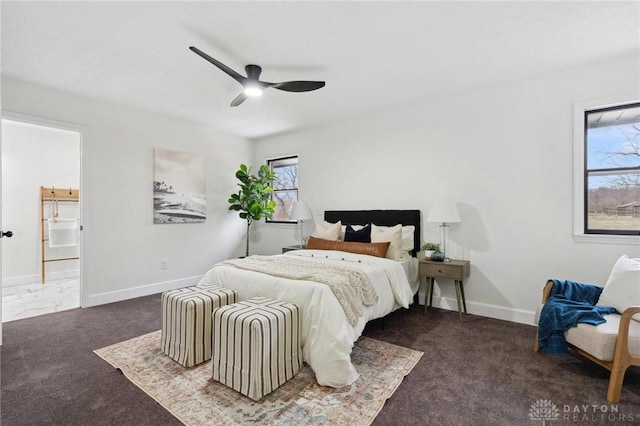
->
xmin=306 ymin=236 xmax=390 ymax=258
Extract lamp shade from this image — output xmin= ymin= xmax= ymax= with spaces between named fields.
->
xmin=426 ymin=196 xmax=461 ymax=223
xmin=290 ymin=200 xmax=312 ymax=221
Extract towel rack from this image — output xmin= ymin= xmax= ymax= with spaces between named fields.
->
xmin=40 ymin=186 xmax=80 ymax=284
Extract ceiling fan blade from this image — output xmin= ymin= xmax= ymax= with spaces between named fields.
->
xmin=189 ymin=46 xmax=246 ymax=85
xmin=270 ymin=81 xmax=326 ymax=92
xmin=230 ymin=92 xmax=249 ymax=107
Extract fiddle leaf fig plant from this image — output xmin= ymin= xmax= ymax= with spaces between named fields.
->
xmin=228 ymin=163 xmax=276 ymax=257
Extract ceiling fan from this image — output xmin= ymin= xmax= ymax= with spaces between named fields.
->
xmin=190 ymin=46 xmax=326 ymax=107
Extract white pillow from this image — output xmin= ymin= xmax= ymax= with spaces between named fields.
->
xmin=311 ymin=220 xmax=342 ymax=241
xmin=401 ymin=225 xmax=415 ymax=251
xmin=371 ymin=224 xmax=403 ymax=261
xmin=597 ymin=255 xmax=640 ymax=319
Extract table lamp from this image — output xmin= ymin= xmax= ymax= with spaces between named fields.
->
xmin=426 ymin=196 xmax=461 ymax=261
xmin=290 ymin=200 xmax=312 ymax=247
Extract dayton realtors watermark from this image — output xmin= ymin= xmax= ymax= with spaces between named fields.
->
xmin=529 ymin=399 xmax=639 ymax=424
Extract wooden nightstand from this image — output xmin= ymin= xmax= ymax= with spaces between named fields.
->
xmin=419 ymin=259 xmax=470 ymax=322
xmin=282 ymin=245 xmax=305 ymax=254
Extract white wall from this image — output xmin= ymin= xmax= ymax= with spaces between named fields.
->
xmin=252 ymin=53 xmax=640 ymax=324
xmin=2 ymin=78 xmax=253 ymax=306
xmin=1 ymin=120 xmax=80 ymax=286
xmin=2 ymin=52 xmax=638 ymax=324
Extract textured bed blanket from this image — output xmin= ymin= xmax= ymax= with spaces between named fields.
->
xmin=221 ymin=255 xmax=378 ymax=326
xmin=538 ymin=279 xmax=616 ymax=354
xmin=198 ymin=250 xmax=414 ymax=387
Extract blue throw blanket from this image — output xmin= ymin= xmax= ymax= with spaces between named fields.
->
xmin=538 ymin=279 xmax=616 ymax=354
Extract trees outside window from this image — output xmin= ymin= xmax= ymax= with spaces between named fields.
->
xmin=584 ymin=102 xmax=640 ymax=235
xmin=267 ymin=156 xmax=298 ymax=222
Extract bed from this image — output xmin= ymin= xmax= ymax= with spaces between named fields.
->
xmin=197 ymin=209 xmax=421 ymax=387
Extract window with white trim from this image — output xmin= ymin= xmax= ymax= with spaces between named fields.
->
xmin=267 ymin=155 xmax=298 ymax=223
xmin=583 ymin=102 xmax=640 ymax=236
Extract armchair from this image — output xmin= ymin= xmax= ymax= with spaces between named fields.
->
xmin=534 ymin=279 xmax=640 ymax=403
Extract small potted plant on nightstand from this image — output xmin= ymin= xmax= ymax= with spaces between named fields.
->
xmin=421 ymin=242 xmax=440 ymax=260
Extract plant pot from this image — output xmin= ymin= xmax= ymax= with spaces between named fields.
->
xmin=424 ymin=250 xmax=435 ymax=260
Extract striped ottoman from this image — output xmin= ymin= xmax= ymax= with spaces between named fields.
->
xmin=212 ymin=297 xmax=302 ymax=401
xmin=161 ymin=286 xmax=237 ymax=367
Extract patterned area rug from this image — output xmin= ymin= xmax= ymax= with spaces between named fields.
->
xmin=95 ymin=330 xmax=422 ymax=425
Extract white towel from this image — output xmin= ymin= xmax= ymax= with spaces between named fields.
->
xmin=47 ymin=218 xmax=79 ymax=248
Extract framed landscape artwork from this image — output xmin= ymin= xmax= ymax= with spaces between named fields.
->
xmin=153 ymin=148 xmax=206 ymax=224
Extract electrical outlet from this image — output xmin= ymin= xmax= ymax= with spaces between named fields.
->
xmin=160 ymin=259 xmax=168 ymax=270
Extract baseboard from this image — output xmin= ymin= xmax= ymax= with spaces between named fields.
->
xmin=2 ymin=270 xmax=79 ymax=287
xmin=83 ymin=275 xmax=203 ymax=308
xmin=417 ymin=291 xmax=535 ymax=325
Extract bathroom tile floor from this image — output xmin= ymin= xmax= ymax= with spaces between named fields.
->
xmin=2 ymin=278 xmax=80 ymax=322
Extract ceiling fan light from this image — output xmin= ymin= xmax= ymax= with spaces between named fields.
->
xmin=244 ymin=86 xmax=263 ymax=97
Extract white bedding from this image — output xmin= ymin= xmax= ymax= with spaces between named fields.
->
xmin=197 ymin=249 xmax=416 ymax=387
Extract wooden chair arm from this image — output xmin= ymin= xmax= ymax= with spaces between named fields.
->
xmin=618 ymin=306 xmax=640 ymax=338
xmin=611 ymin=305 xmax=640 ymax=371
xmin=621 ymin=306 xmax=640 ymax=318
xmin=541 ymin=280 xmax=554 ymax=304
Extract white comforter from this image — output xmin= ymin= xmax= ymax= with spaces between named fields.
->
xmin=197 ymin=249 xmax=415 ymax=387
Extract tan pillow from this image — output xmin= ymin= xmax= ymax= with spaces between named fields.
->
xmin=311 ymin=220 xmax=342 ymax=241
xmin=370 ymin=223 xmax=403 ymax=260
xmin=306 ymin=236 xmax=390 ymax=258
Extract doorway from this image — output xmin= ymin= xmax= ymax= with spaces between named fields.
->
xmin=1 ymin=117 xmax=82 ymax=322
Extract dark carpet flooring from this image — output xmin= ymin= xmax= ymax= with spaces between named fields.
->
xmin=2 ymin=294 xmax=640 ymax=425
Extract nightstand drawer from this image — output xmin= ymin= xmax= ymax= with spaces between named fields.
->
xmin=420 ymin=262 xmax=464 ymax=280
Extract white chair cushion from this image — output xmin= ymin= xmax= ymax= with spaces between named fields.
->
xmin=535 ymin=306 xmax=640 ymax=361
xmin=565 ymin=313 xmax=640 ymax=361
xmin=534 ymin=304 xmax=543 ymax=325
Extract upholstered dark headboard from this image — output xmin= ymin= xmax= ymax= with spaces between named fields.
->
xmin=324 ymin=210 xmax=421 ymax=257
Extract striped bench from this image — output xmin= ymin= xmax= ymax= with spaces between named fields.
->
xmin=212 ymin=297 xmax=302 ymax=401
xmin=161 ymin=286 xmax=237 ymax=367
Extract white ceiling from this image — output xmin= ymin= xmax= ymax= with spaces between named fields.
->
xmin=2 ymin=1 xmax=639 ymax=140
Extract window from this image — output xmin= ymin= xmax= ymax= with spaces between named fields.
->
xmin=583 ymin=102 xmax=640 ymax=236
xmin=267 ymin=156 xmax=298 ymax=223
